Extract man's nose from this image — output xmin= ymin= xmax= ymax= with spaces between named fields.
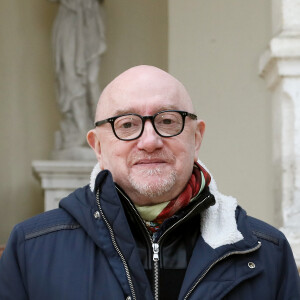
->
xmin=136 ymin=120 xmax=163 ymax=152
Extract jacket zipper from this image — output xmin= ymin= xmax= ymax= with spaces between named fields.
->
xmin=183 ymin=241 xmax=262 ymax=299
xmin=96 ymin=190 xmax=136 ymax=300
xmin=117 ymin=187 xmax=160 ymax=299
xmin=152 ymin=243 xmax=160 ymax=300
xmin=117 ymin=186 xmax=213 ymax=300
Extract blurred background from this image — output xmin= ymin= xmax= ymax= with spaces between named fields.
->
xmin=0 ymin=0 xmax=273 ymax=244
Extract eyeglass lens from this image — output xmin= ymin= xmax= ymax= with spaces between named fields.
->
xmin=114 ymin=111 xmax=184 ymax=140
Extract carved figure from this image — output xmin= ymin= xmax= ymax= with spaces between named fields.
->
xmin=50 ymin=0 xmax=106 ymax=150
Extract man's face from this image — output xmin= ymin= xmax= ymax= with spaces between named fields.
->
xmin=88 ymin=67 xmax=205 ymax=205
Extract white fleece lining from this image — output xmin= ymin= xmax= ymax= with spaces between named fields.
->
xmin=89 ymin=163 xmax=101 ymax=193
xmin=89 ymin=160 xmax=244 ymax=249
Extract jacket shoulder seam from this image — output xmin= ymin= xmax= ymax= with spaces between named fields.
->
xmin=25 ymin=224 xmax=81 ymax=240
xmin=252 ymin=230 xmax=279 ymax=245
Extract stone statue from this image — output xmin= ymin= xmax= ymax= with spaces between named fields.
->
xmin=49 ymin=0 xmax=106 ymax=158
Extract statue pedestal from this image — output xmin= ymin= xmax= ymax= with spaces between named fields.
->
xmin=32 ymin=160 xmax=96 ymax=211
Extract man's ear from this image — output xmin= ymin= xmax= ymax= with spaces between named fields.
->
xmin=87 ymin=129 xmax=103 ymax=168
xmin=194 ymin=120 xmax=205 ymax=162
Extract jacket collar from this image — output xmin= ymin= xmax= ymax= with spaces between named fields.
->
xmin=89 ymin=160 xmax=244 ymax=249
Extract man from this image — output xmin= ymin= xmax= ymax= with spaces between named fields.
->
xmin=0 ymin=65 xmax=299 ymax=299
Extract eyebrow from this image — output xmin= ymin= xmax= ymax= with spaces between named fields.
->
xmin=112 ymin=105 xmax=180 ymax=117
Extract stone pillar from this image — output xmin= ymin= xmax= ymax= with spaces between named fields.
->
xmin=259 ymin=0 xmax=300 ymax=267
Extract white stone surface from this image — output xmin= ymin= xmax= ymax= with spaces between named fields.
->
xmin=259 ymin=0 xmax=300 ymax=267
xmin=32 ymin=160 xmax=96 ymax=210
xmin=272 ymin=0 xmax=300 ymax=35
xmin=49 ymin=0 xmax=106 ymax=154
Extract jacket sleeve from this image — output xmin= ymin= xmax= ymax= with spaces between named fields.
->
xmin=276 ymin=236 xmax=300 ymax=299
xmin=0 ymin=225 xmax=29 ymax=300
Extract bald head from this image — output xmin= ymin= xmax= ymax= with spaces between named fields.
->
xmin=95 ymin=65 xmax=194 ymax=121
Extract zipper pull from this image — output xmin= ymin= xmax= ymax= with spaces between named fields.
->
xmin=152 ymin=243 xmax=159 ymax=261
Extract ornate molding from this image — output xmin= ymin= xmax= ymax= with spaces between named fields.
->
xmin=259 ymin=35 xmax=300 ymax=88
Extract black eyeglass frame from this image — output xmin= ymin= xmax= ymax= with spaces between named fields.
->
xmin=94 ymin=110 xmax=197 ymax=141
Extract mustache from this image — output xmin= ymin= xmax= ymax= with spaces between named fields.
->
xmin=128 ymin=150 xmax=176 ymax=165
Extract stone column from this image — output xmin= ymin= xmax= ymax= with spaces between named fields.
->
xmin=259 ymin=0 xmax=300 ymax=267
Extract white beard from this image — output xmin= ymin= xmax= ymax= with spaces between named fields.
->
xmin=128 ymin=167 xmax=177 ymax=198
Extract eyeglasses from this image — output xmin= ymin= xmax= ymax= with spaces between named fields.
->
xmin=94 ymin=110 xmax=197 ymax=141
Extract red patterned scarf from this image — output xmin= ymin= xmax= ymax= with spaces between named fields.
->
xmin=135 ymin=162 xmax=211 ymax=233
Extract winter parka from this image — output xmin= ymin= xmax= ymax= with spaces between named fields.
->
xmin=0 ymin=169 xmax=299 ymax=300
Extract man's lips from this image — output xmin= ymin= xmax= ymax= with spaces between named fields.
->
xmin=128 ymin=150 xmax=176 ymax=167
xmin=133 ymin=159 xmax=167 ymax=165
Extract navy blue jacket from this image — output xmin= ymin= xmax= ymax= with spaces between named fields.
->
xmin=0 ymin=170 xmax=299 ymax=299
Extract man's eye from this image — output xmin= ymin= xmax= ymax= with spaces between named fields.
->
xmin=162 ymin=119 xmax=173 ymax=125
xmin=115 ymin=117 xmax=140 ymax=130
xmin=122 ymin=122 xmax=133 ymax=128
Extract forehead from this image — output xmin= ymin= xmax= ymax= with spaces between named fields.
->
xmin=98 ymin=71 xmax=193 ymax=119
